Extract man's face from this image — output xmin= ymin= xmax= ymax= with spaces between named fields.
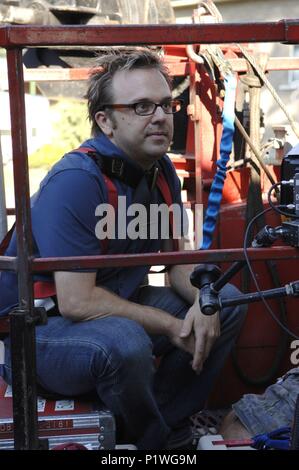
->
xmin=95 ymin=68 xmax=174 ymax=169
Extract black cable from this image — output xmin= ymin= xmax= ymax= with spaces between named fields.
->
xmin=268 ymin=181 xmax=299 ymax=219
xmin=232 ymin=176 xmax=290 ymax=386
xmin=243 ymin=207 xmax=299 ymax=340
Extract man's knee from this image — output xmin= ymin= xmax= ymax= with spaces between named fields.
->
xmin=92 ymin=318 xmax=154 ymax=378
xmin=220 ymin=410 xmax=251 ymax=439
xmin=219 ymin=283 xmax=247 ymax=327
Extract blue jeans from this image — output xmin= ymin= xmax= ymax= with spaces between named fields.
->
xmin=3 ymin=283 xmax=246 ymax=450
xmin=233 ymin=367 xmax=299 ymax=436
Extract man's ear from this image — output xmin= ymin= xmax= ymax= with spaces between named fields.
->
xmin=95 ymin=111 xmax=114 ymax=137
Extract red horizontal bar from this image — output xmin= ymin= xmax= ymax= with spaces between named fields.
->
xmin=285 ymin=20 xmax=299 ymax=42
xmin=6 ymin=208 xmax=15 ymax=216
xmin=213 ymin=439 xmax=253 ymax=447
xmin=229 ymin=57 xmax=299 ymax=73
xmin=0 ymin=21 xmax=299 ymax=48
xmin=30 ymin=246 xmax=299 ymax=273
xmin=22 ymin=57 xmax=299 ymax=84
xmin=0 ymin=256 xmax=17 ymax=271
xmin=23 ymin=61 xmax=189 ymax=82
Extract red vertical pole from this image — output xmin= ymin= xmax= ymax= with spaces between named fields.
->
xmin=6 ymin=48 xmax=40 ymax=450
xmin=187 ymin=60 xmax=203 ymax=247
xmin=188 ymin=61 xmax=203 ymax=207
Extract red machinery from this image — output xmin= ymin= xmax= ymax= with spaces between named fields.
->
xmin=156 ymin=41 xmax=299 ymax=405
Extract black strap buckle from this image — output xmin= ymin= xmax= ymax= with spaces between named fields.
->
xmin=111 ymin=158 xmax=124 ymax=177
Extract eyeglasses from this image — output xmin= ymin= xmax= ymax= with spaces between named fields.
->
xmin=101 ymin=99 xmax=183 ymax=116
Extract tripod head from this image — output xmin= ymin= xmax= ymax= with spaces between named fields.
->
xmin=190 ymin=265 xmax=222 ymax=315
xmin=190 ymin=142 xmax=299 ymax=315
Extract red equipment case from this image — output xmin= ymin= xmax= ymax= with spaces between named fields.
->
xmin=0 ymin=377 xmax=115 ymax=450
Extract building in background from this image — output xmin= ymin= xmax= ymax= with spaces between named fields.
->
xmin=0 ymin=56 xmax=51 ymax=165
xmin=0 ymin=55 xmax=51 ymax=228
xmin=171 ymin=0 xmax=298 ymax=24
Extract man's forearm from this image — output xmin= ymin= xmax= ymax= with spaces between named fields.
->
xmin=66 ymin=284 xmax=180 ymax=337
xmin=168 ymin=264 xmax=198 ymax=305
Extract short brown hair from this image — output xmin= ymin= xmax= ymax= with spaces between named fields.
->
xmin=86 ymin=48 xmax=172 ymax=136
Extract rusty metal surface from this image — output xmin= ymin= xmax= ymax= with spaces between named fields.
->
xmin=2 ymin=247 xmax=298 ymax=273
xmin=229 ymin=56 xmax=299 ymax=73
xmin=6 ymin=48 xmax=40 ymax=450
xmin=1 ymin=18 xmax=299 ymax=450
xmin=23 ymin=61 xmax=190 ymax=82
xmin=0 ymin=20 xmax=299 ymax=48
xmin=9 ymin=310 xmax=41 ymax=450
xmin=21 ymin=57 xmax=299 ymax=83
xmin=30 ymin=246 xmax=299 ymax=272
xmin=4 ymin=247 xmax=299 ymax=273
xmin=6 ymin=49 xmax=34 ymax=310
xmin=0 ymin=256 xmax=17 ymax=271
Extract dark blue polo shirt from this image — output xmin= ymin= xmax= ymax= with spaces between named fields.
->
xmin=0 ymin=134 xmax=183 ymax=316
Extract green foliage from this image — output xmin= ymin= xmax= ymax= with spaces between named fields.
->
xmin=29 ymin=100 xmax=91 ymax=169
xmin=28 ymin=143 xmax=69 ymax=169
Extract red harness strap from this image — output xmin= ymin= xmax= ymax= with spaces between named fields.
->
xmin=1 ymin=148 xmax=178 ymax=300
xmin=33 ymin=171 xmax=118 ymax=299
xmin=33 ymin=281 xmax=57 ymax=298
xmin=100 ymin=174 xmax=118 ymax=255
xmin=78 ymin=146 xmax=179 ymax=251
xmin=156 ymin=172 xmax=179 ymax=252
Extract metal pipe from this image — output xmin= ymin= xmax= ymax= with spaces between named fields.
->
xmin=6 ymin=48 xmax=40 ymax=451
xmin=0 ymin=132 xmax=7 ymax=242
xmin=221 ymin=285 xmax=290 ymax=308
xmin=29 ymin=246 xmax=299 ymax=272
xmin=234 ymin=117 xmax=276 ymax=187
xmin=213 ymin=260 xmax=247 ymax=292
xmin=0 ymin=256 xmax=16 ymax=271
xmin=0 ymin=21 xmax=298 ymax=47
xmin=186 ymin=44 xmax=204 ymax=64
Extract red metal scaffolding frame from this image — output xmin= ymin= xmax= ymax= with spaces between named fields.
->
xmin=1 ymin=20 xmax=299 ymax=450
